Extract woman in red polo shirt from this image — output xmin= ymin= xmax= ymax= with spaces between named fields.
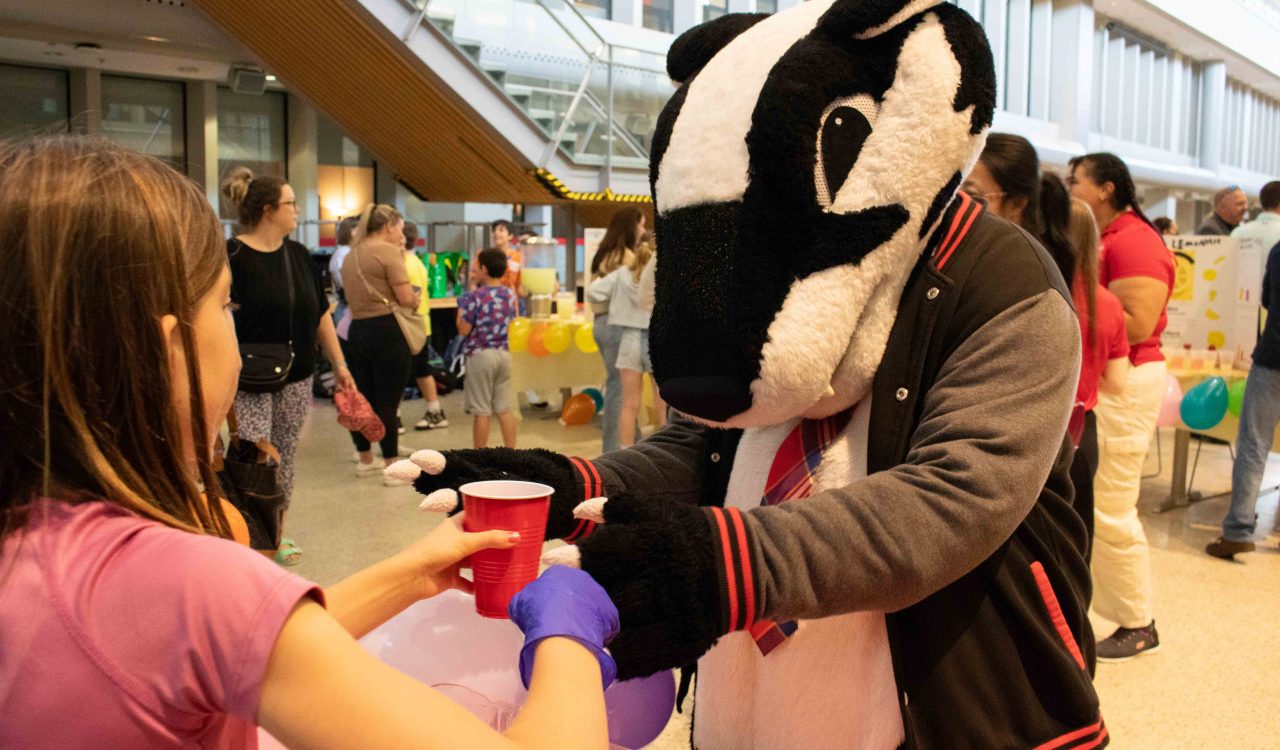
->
xmin=1068 ymin=152 xmax=1174 ymax=663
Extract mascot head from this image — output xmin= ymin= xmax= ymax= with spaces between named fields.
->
xmin=650 ymin=0 xmax=995 ymax=428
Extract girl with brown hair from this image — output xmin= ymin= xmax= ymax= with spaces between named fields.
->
xmin=590 ymin=230 xmax=666 ymax=448
xmin=222 ymin=166 xmax=354 ymax=564
xmin=588 ymin=205 xmax=646 ymax=452
xmin=1063 ymin=193 xmax=1130 ymax=563
xmin=0 ymin=135 xmax=616 ymax=749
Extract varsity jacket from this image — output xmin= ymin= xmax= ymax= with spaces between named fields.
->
xmin=586 ymin=202 xmax=1105 ymax=749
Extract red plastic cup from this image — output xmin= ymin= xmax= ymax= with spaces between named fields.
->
xmin=460 ymin=480 xmax=553 ymax=619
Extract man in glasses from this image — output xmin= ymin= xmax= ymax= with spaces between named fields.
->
xmin=1197 ymin=185 xmax=1249 ymax=235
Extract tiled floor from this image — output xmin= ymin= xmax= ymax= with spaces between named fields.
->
xmin=286 ymin=392 xmax=1280 ymax=748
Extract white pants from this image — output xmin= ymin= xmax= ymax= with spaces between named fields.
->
xmin=1091 ymin=359 xmax=1166 ymax=628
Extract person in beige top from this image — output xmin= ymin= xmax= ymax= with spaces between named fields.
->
xmin=341 ymin=204 xmax=419 ymax=478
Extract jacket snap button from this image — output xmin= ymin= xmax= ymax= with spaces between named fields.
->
xmin=895 ymin=388 xmax=909 ymax=401
xmin=710 ymin=452 xmax=721 ymax=463
xmin=274 ymin=366 xmax=283 ymax=373
xmin=926 ymin=287 xmax=940 ymax=300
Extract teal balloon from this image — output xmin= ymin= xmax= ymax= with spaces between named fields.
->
xmin=582 ymin=387 xmax=604 ymax=413
xmin=1180 ymin=377 xmax=1229 ymax=430
xmin=1228 ymin=379 xmax=1246 ymax=418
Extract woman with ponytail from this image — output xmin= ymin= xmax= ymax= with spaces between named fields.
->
xmin=1068 ymin=151 xmax=1174 ymax=663
xmin=341 ymin=203 xmax=419 ymax=478
xmin=222 ymin=167 xmax=354 ymax=565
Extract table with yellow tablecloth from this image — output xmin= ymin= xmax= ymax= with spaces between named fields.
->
xmin=505 ymin=318 xmax=660 ymax=428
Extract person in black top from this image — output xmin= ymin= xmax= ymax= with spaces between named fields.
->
xmin=221 ymin=167 xmax=354 ymax=566
xmin=1208 ymin=236 xmax=1280 ymax=560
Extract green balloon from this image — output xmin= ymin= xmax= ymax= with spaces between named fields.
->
xmin=1228 ymin=379 xmax=1246 ymax=417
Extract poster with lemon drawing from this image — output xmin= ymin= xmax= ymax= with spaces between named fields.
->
xmin=1162 ymin=236 xmax=1264 ymax=357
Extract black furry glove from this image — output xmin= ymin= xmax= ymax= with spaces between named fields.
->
xmin=384 ymin=448 xmax=605 ymax=542
xmin=549 ymin=493 xmax=761 ymax=680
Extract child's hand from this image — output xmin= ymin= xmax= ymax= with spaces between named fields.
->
xmin=395 ymin=515 xmax=519 ymax=601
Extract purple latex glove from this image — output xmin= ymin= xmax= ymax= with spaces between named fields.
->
xmin=508 ymin=565 xmax=619 ymax=690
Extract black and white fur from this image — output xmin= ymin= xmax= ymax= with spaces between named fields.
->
xmin=550 ymin=2 xmax=998 ymax=747
xmin=648 ymin=0 xmax=993 ymax=430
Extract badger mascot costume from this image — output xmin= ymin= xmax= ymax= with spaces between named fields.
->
xmin=390 ymin=0 xmax=1106 ymax=746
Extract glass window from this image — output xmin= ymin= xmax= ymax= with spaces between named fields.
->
xmin=217 ymin=87 xmax=287 ymax=219
xmin=101 ymin=75 xmax=186 ymax=171
xmin=643 ymin=0 xmax=673 ymax=32
xmin=704 ymin=0 xmax=728 ymax=22
xmin=756 ymin=0 xmax=777 ymax=13
xmin=575 ymin=0 xmax=610 ymax=19
xmin=0 ymin=64 xmax=69 ymax=138
xmin=316 ymin=115 xmax=375 ymax=244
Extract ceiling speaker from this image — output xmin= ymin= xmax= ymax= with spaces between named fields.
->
xmin=228 ymin=67 xmax=266 ymax=95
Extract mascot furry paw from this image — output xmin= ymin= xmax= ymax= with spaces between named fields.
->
xmin=398 ymin=1 xmax=1106 ymax=747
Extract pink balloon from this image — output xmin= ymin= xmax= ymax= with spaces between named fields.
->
xmin=1156 ymin=373 xmax=1183 ymax=428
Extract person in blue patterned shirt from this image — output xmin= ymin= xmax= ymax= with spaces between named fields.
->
xmin=457 ymin=248 xmax=519 ymax=447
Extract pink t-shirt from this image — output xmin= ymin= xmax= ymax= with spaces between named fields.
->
xmin=0 ymin=499 xmax=323 ymax=749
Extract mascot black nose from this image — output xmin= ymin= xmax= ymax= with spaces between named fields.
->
xmin=660 ymin=376 xmax=753 ymax=423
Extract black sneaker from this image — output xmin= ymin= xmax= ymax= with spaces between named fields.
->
xmin=1206 ymin=536 xmax=1255 ymax=560
xmin=1096 ymin=622 xmax=1161 ymax=662
xmin=415 ymin=410 xmax=450 ymax=430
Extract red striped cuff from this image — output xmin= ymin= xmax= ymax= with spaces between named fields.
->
xmin=563 ymin=456 xmax=601 ymax=542
xmin=705 ymin=507 xmax=759 ymax=633
xmin=1031 ymin=717 xmax=1108 ymax=750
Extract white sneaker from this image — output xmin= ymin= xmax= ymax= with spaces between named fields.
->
xmin=355 ymin=460 xmax=387 ymax=478
xmin=352 ymin=446 xmax=413 ymax=463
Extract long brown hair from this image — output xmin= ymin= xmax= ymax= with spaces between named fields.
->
xmin=629 ymin=231 xmax=656 ymax=282
xmin=591 ymin=206 xmax=644 ymax=277
xmin=1067 ymin=197 xmax=1101 ymax=348
xmin=0 ymin=136 xmax=231 ymax=540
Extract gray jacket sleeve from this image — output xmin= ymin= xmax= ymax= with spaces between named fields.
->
xmin=745 ymin=290 xmax=1080 ymax=619
xmin=591 ymin=411 xmax=709 ymax=506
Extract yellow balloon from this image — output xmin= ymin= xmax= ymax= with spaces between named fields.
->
xmin=508 ymin=317 xmax=532 ymax=352
xmin=575 ymin=323 xmax=599 ymax=353
xmin=544 ymin=323 xmax=571 ymax=354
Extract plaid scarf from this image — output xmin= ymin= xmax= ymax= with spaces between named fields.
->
xmin=749 ymin=407 xmax=855 ymax=655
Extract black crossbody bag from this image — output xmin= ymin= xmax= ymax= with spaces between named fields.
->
xmin=236 ymin=240 xmax=296 ymax=393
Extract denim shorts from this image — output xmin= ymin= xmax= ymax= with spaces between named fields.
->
xmin=616 ymin=328 xmax=652 ymax=374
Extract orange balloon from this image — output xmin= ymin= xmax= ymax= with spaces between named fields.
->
xmin=528 ymin=324 xmax=550 ymax=358
xmin=561 ymin=394 xmax=596 ymax=426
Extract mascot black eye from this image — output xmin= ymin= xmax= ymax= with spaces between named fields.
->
xmin=816 ymin=94 xmax=878 ymax=207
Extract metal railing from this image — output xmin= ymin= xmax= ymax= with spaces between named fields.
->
xmin=399 ymin=0 xmax=671 ymax=183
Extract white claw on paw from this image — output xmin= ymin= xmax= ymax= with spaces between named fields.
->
xmin=419 ymin=488 xmax=459 ymax=513
xmin=410 ymin=449 xmax=447 ymax=475
xmin=573 ymin=497 xmax=608 ymax=524
xmin=384 ymin=460 xmax=423 ymax=484
xmin=542 ymin=545 xmax=582 ymax=568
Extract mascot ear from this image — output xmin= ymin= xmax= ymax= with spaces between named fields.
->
xmin=667 ymin=13 xmax=771 ymax=84
xmin=818 ymin=0 xmax=944 ymax=39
